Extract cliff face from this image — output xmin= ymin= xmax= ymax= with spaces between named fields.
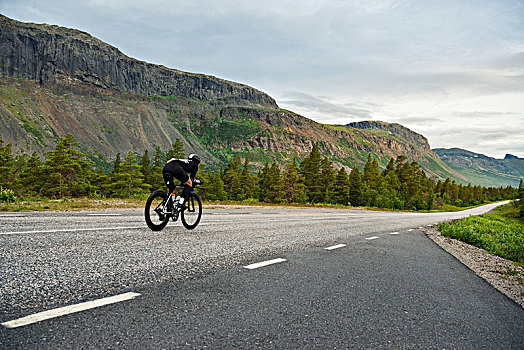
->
xmin=0 ymin=15 xmax=473 ymax=183
xmin=0 ymin=15 xmax=277 ymax=108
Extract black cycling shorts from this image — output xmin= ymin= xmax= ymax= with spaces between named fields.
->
xmin=163 ymin=162 xmax=189 ymax=192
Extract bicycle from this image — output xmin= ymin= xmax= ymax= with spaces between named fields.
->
xmin=144 ymin=180 xmax=203 ymax=231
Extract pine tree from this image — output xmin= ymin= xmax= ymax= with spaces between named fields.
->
xmin=40 ymin=134 xmax=94 ymax=198
xmin=108 ymin=151 xmax=150 ymax=198
xmin=348 ymin=167 xmax=363 ymax=207
xmin=202 ymin=171 xmax=227 ymax=201
xmin=240 ymin=155 xmax=255 ymax=200
xmin=320 ymin=156 xmax=336 ymax=203
xmin=267 ymin=161 xmax=282 ymax=203
xmin=442 ymin=178 xmax=451 ymax=202
xmin=364 ymin=154 xmax=380 ymax=189
xmin=370 ymin=158 xmax=381 ymax=188
xmin=90 ymin=167 xmax=110 ymax=198
xmin=450 ymin=180 xmax=459 ymax=204
xmin=332 ymin=168 xmax=350 ymax=205
xmin=166 ymin=138 xmax=186 ymax=160
xmin=19 ymin=152 xmax=43 ymax=196
xmin=382 ymin=158 xmax=396 ymax=178
xmin=112 ymin=153 xmax=122 ymax=175
xmin=149 ymin=147 xmax=165 ymax=190
xmin=280 ymin=161 xmax=307 ymax=203
xmin=222 ymin=155 xmax=242 ymax=200
xmin=257 ymin=162 xmax=271 ymax=202
xmin=299 ymin=143 xmax=322 ymax=203
xmin=0 ymin=139 xmax=14 ymax=189
xmin=139 ymin=150 xmax=152 ymax=189
xmin=9 ymin=153 xmax=28 ymax=193
xmin=426 ymin=185 xmax=434 ymax=210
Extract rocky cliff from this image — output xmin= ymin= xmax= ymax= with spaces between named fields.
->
xmin=0 ymin=14 xmax=277 ymax=108
xmin=0 ymin=15 xmax=476 ymax=183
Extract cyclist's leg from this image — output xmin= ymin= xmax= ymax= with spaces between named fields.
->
xmin=162 ymin=167 xmax=176 ymax=195
xmin=180 ymin=185 xmax=191 ymax=201
xmin=169 ymin=164 xmax=190 ymax=207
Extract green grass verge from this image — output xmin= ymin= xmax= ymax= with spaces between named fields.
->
xmin=0 ymin=198 xmax=145 ymax=212
xmin=437 ymin=203 xmax=524 ymax=265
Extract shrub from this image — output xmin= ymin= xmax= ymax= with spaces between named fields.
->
xmin=0 ymin=187 xmax=16 ymax=202
xmin=437 ymin=213 xmax=524 ymax=264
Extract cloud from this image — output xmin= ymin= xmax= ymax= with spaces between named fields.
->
xmin=278 ymin=91 xmax=375 ymax=123
xmin=1 ymin=0 xmax=524 ymax=157
xmin=394 ymin=116 xmax=443 ymax=126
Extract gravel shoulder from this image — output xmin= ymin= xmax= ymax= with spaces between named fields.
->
xmin=423 ymin=227 xmax=524 ymax=308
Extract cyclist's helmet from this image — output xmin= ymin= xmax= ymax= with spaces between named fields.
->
xmin=188 ymin=154 xmax=201 ymax=165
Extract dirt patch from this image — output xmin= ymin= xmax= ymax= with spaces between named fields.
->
xmin=423 ymin=227 xmax=524 ymax=308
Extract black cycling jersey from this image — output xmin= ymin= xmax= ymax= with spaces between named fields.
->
xmin=163 ymin=158 xmax=199 ymax=194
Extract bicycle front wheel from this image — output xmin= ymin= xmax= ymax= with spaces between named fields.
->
xmin=145 ymin=190 xmax=170 ymax=231
xmin=181 ymin=192 xmax=202 ymax=229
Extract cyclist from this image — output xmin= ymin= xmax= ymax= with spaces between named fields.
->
xmin=163 ymin=153 xmax=201 ymax=209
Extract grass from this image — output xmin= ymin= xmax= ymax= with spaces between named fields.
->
xmin=0 ymin=197 xmax=145 ymax=212
xmin=437 ymin=203 xmax=524 ymax=265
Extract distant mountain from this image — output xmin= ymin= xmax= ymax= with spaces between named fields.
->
xmin=433 ymin=148 xmax=523 ymax=187
xmin=0 ymin=14 xmax=506 ymax=185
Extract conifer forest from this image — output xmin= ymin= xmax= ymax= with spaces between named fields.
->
xmin=0 ymin=134 xmax=519 ymax=211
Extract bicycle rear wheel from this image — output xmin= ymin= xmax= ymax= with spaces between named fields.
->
xmin=181 ymin=192 xmax=202 ymax=229
xmin=145 ymin=190 xmax=170 ymax=231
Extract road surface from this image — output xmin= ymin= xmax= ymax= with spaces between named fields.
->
xmin=1 ymin=201 xmax=523 ymax=348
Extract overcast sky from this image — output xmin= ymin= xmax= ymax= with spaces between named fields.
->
xmin=1 ymin=0 xmax=523 ymax=158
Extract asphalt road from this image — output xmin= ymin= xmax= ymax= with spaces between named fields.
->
xmin=1 ymin=201 xmax=523 ymax=348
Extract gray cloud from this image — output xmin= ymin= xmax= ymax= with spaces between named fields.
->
xmin=279 ymin=91 xmax=375 ymax=122
xmin=394 ymin=116 xmax=444 ymax=126
xmin=1 ymin=0 xmax=523 ymax=157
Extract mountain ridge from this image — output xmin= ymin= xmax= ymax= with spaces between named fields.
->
xmin=433 ymin=148 xmax=523 ymax=187
xmin=0 ymin=14 xmax=277 ymax=108
xmin=0 ymin=14 xmax=520 ymax=186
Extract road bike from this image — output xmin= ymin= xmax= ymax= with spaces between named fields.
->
xmin=144 ymin=181 xmax=203 ymax=231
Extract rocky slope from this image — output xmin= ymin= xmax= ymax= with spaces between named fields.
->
xmin=0 ymin=15 xmax=478 ymax=183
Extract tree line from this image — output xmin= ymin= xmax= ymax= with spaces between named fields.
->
xmin=0 ymin=135 xmax=519 ymax=211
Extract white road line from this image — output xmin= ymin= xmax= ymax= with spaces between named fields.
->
xmin=0 ymin=226 xmax=143 ymax=235
xmin=389 ymin=232 xmax=400 ymax=235
xmin=407 ymin=229 xmax=414 ymax=232
xmin=86 ymin=213 xmax=122 ymax=216
xmin=1 ymin=292 xmax=141 ymax=329
xmin=325 ymin=244 xmax=346 ymax=250
xmin=244 ymin=258 xmax=286 ymax=270
xmin=366 ymin=236 xmax=379 ymax=240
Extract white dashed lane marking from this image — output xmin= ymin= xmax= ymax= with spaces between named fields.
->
xmin=366 ymin=236 xmax=379 ymax=240
xmin=325 ymin=244 xmax=346 ymax=251
xmin=244 ymin=258 xmax=287 ymax=270
xmin=1 ymin=292 xmax=141 ymax=329
xmin=389 ymin=232 xmax=400 ymax=235
xmin=0 ymin=226 xmax=144 ymax=235
xmin=86 ymin=213 xmax=122 ymax=216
